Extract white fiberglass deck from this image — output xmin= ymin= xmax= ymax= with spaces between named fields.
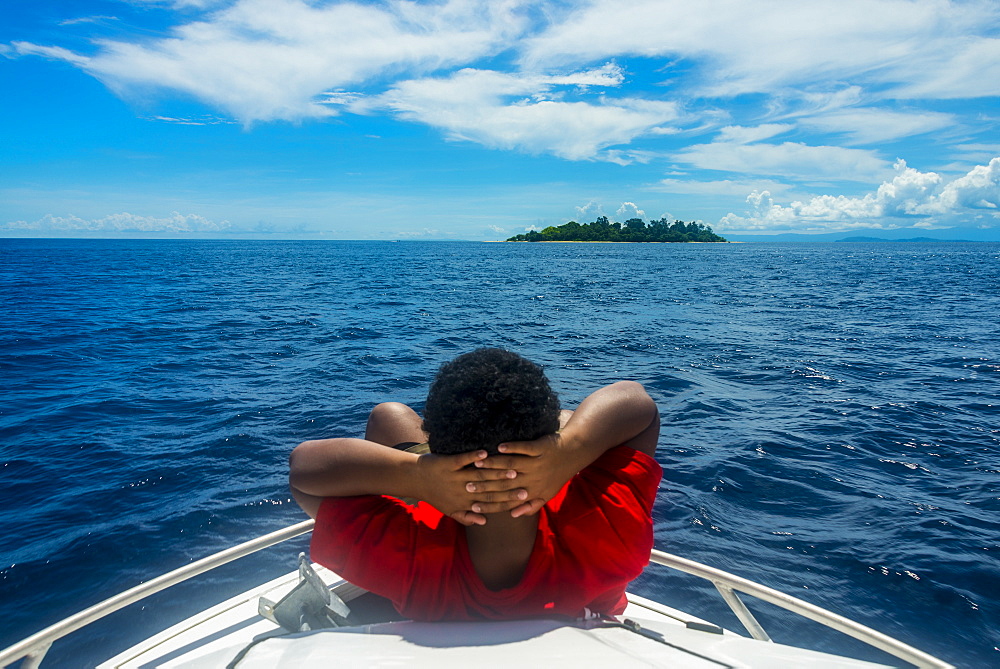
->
xmin=97 ymin=565 xmax=893 ymax=669
xmin=0 ymin=520 xmax=952 ymax=669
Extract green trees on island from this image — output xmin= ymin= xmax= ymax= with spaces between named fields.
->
xmin=506 ymin=216 xmax=727 ymax=243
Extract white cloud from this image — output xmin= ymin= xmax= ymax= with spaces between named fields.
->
xmin=892 ymin=35 xmax=1000 ymax=100
xmin=719 ymin=157 xmax=1000 ymax=231
xmin=147 ymin=114 xmax=236 ymax=125
xmin=716 ymin=125 xmax=794 ymax=144
xmin=11 ymin=42 xmax=90 ymax=67
xmin=954 ymin=144 xmax=1000 ymax=164
xmin=366 ymin=68 xmax=680 ymax=160
xmin=130 ymin=0 xmax=231 ymax=7
xmin=615 ymin=202 xmax=645 ymax=220
xmin=676 ymin=138 xmax=891 ymax=182
xmin=650 ymin=178 xmax=793 ymax=197
xmin=520 ymin=0 xmax=1000 ymax=100
xmin=935 ymin=158 xmax=1000 ymax=212
xmin=546 ymin=62 xmax=625 ymax=87
xmin=14 ymin=0 xmax=529 ymax=123
xmin=570 ymin=201 xmax=653 ymax=222
xmin=18 ymin=0 xmax=997 ymax=128
xmin=6 ymin=0 xmax=997 ymax=184
xmin=3 ymin=212 xmax=231 ymax=233
xmin=600 ymin=149 xmax=659 ymax=166
xmin=574 ymin=201 xmax=605 ymax=221
xmin=59 ymin=16 xmax=119 ymax=26
xmin=801 ymin=108 xmax=956 ymax=145
xmin=394 ymin=227 xmax=443 ymax=238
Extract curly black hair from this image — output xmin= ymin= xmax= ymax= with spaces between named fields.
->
xmin=422 ymin=348 xmax=560 ymax=456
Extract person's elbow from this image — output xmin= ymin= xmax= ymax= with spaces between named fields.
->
xmin=289 ymin=440 xmax=327 ymax=518
xmin=612 ymin=381 xmax=659 ymax=458
xmin=611 ymin=380 xmax=656 ymax=410
xmin=289 ymin=439 xmax=338 ymax=490
xmin=288 ymin=440 xmax=312 ymax=491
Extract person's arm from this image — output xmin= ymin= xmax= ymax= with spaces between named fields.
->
xmin=549 ymin=379 xmax=659 ymax=463
xmin=288 ymin=438 xmax=525 ymax=525
xmin=466 ymin=380 xmax=659 ymax=516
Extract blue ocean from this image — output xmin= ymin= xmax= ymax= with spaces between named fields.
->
xmin=1 ymin=238 xmax=997 ymax=667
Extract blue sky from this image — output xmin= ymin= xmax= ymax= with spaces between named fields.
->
xmin=2 ymin=0 xmax=999 ymax=239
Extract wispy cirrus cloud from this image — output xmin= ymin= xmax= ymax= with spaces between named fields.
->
xmin=4 ymin=0 xmax=999 ymax=235
xmin=58 ymin=16 xmax=119 ymax=26
xmin=519 ymin=0 xmax=1000 ymax=100
xmin=10 ymin=0 xmax=995 ymax=152
xmin=12 ymin=0 xmax=529 ymax=123
xmin=650 ymin=178 xmax=794 ymax=198
xmin=355 ymin=65 xmax=680 ymax=160
xmin=799 ymin=108 xmax=957 ymax=146
xmin=675 ymin=135 xmax=892 ymax=182
xmin=146 ymin=114 xmax=237 ymax=125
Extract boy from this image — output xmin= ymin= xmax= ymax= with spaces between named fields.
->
xmin=289 ymin=348 xmax=661 ymax=621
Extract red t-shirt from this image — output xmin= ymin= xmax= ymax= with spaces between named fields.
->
xmin=311 ymin=445 xmax=662 ymax=621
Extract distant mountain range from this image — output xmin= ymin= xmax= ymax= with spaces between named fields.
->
xmin=723 ymin=227 xmax=999 ymax=243
xmin=835 ymin=236 xmax=974 ymax=243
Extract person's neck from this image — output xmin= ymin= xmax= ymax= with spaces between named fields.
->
xmin=464 ymin=513 xmax=539 ymax=591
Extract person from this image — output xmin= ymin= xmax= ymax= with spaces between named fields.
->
xmin=289 ymin=348 xmax=661 ymax=621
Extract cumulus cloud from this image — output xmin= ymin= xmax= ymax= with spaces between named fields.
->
xmin=571 ymin=201 xmax=652 ymax=222
xmin=575 ymin=201 xmax=606 ymax=221
xmin=935 ymin=159 xmax=1000 ymax=212
xmin=362 ymin=67 xmax=679 ymax=160
xmin=3 ymin=212 xmax=231 ymax=233
xmin=719 ymin=157 xmax=1000 ymax=231
xmin=615 ymin=202 xmax=645 ymax=220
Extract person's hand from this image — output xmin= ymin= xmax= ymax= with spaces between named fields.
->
xmin=470 ymin=433 xmax=579 ymax=518
xmin=414 ymin=450 xmax=527 ymax=526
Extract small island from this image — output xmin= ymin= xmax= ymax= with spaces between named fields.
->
xmin=506 ymin=216 xmax=727 ymax=243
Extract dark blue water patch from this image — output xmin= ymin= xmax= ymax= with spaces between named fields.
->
xmin=1 ymin=239 xmax=998 ymax=667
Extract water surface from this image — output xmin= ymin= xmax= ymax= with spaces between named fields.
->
xmin=1 ymin=239 xmax=997 ymax=666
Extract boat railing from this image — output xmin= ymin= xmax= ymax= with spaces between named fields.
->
xmin=0 ymin=520 xmax=952 ymax=669
xmin=648 ymin=549 xmax=952 ymax=669
xmin=0 ymin=520 xmax=317 ymax=669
